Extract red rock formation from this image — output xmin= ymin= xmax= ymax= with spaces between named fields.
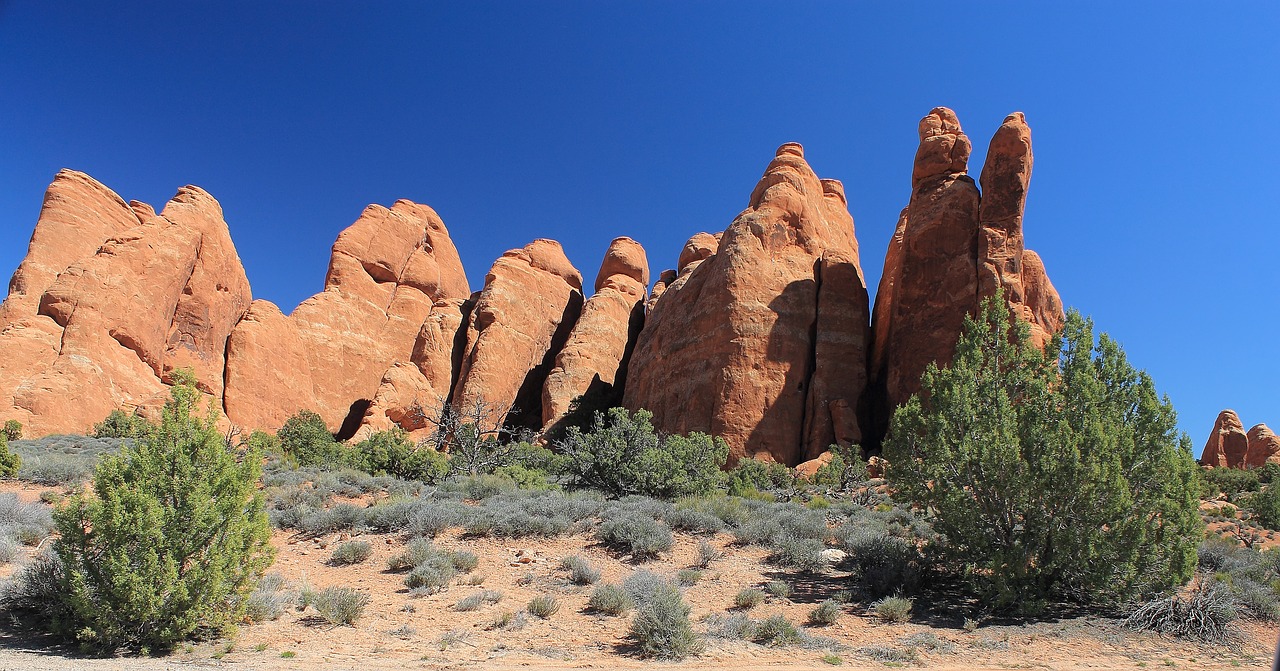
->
xmin=1 ymin=170 xmax=140 ymax=321
xmin=1246 ymin=424 xmax=1280 ymax=468
xmin=223 ymin=300 xmax=316 ymax=432
xmin=354 ymin=298 xmax=471 ymax=440
xmin=542 ymin=237 xmax=648 ymax=432
xmin=646 ymin=269 xmax=677 ymax=312
xmin=225 ymin=200 xmax=471 ymax=433
xmin=1202 ymin=409 xmax=1249 ymax=468
xmin=451 ymin=240 xmax=584 ymax=431
xmin=624 ymin=143 xmax=870 ymax=465
xmin=1 ymin=175 xmax=251 ymax=436
xmin=868 ymin=109 xmax=1064 ymax=444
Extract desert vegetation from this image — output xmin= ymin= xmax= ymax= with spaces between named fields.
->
xmin=0 ymin=311 xmax=1274 ymax=667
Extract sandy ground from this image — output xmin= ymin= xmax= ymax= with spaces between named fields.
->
xmin=0 ymin=482 xmax=1276 ymax=670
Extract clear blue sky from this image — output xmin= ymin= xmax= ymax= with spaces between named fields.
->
xmin=2 ymin=3 xmax=1276 ymax=455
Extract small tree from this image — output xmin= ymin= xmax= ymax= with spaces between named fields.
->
xmin=2 ymin=419 xmax=21 ymax=441
xmin=884 ymin=295 xmax=1201 ymax=611
xmin=51 ymin=370 xmax=274 ymax=650
xmin=0 ymin=428 xmax=19 ymax=477
xmin=414 ymin=396 xmax=521 ymax=477
xmin=351 ymin=429 xmax=448 ymax=483
xmin=555 ymin=408 xmax=728 ymax=499
xmin=91 ymin=409 xmax=152 ymax=440
xmin=276 ymin=409 xmax=342 ymax=467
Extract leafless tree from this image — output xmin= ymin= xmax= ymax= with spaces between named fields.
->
xmin=407 ymin=396 xmax=529 ymax=477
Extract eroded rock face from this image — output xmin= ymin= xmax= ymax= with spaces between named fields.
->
xmin=237 ymin=200 xmax=471 ymax=433
xmin=1 ymin=175 xmax=251 ymax=436
xmin=1246 ymin=424 xmax=1280 ymax=468
xmin=451 ymin=240 xmax=584 ymax=431
xmin=2 ymin=170 xmax=141 ymax=321
xmin=354 ymin=298 xmax=471 ymax=440
xmin=868 ymin=108 xmax=1064 ymax=445
xmin=541 ymin=237 xmax=648 ymax=432
xmin=223 ymin=300 xmax=316 ymax=432
xmin=1202 ymin=409 xmax=1249 ymax=468
xmin=624 ymin=143 xmax=870 ymax=465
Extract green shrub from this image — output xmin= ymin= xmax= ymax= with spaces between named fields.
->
xmin=807 ymin=442 xmax=869 ymax=491
xmin=0 ymin=431 xmax=19 ymax=478
xmin=871 ymin=595 xmax=913 ymax=623
xmin=329 ymin=540 xmax=372 ymax=565
xmin=244 ymin=574 xmax=291 ymax=623
xmin=596 ymin=514 xmax=673 ymax=560
xmin=1251 ymin=484 xmax=1280 ymax=531
xmin=767 ymin=535 xmax=827 ymax=572
xmin=765 ymin=580 xmax=791 ymax=599
xmin=808 ymin=599 xmax=842 ymax=626
xmin=49 ymin=372 xmax=273 ymax=650
xmin=526 ymin=595 xmax=560 ymax=618
xmin=751 ymin=614 xmax=801 ymax=646
xmin=555 ymin=408 xmax=728 ymax=499
xmin=628 ymin=583 xmax=700 ymax=659
xmin=352 ymin=429 xmax=448 ymax=483
xmin=91 ymin=409 xmax=151 ymax=440
xmin=277 ymin=410 xmax=342 ymax=467
xmin=2 ymin=420 xmax=21 ymax=442
xmin=727 ymin=458 xmax=796 ymax=498
xmin=676 ymin=569 xmax=702 ymax=586
xmin=449 ymin=550 xmax=479 ymax=573
xmin=884 ymin=295 xmax=1202 ymax=611
xmin=695 ymin=540 xmax=719 ymax=568
xmin=734 ymin=588 xmax=765 ymax=609
xmin=560 ymin=555 xmax=601 ymax=585
xmin=1201 ymin=466 xmax=1261 ymax=499
xmin=589 ymin=583 xmax=633 ymax=615
xmin=312 ymin=586 xmax=369 ymax=625
xmin=455 ymin=590 xmax=502 ymax=611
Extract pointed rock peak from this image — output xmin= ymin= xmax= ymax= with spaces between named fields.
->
xmin=913 ymin=106 xmax=972 ymax=187
xmin=129 ymin=200 xmax=158 ymax=222
xmin=1216 ymin=409 xmax=1245 ymax=430
xmin=508 ymin=239 xmax=583 ymax=291
xmin=49 ymin=169 xmax=131 ymax=209
xmin=777 ymin=142 xmax=804 ymax=158
xmin=1251 ymin=423 xmax=1275 ymax=437
xmin=820 ymin=179 xmax=846 ymax=204
xmin=678 ymin=232 xmax=719 ymax=274
xmin=595 ymin=237 xmax=649 ymax=291
xmin=981 ymin=112 xmax=1033 ymax=193
xmin=160 ymin=185 xmax=226 ymax=225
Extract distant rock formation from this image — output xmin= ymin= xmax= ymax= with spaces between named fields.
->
xmin=624 ymin=143 xmax=871 ymax=466
xmin=1202 ymin=409 xmax=1249 ymax=468
xmin=1246 ymin=424 xmax=1280 ymax=468
xmin=1 ymin=107 xmax=1069 ymax=470
xmin=1202 ymin=410 xmax=1279 ymax=469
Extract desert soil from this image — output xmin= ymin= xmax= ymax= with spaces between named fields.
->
xmin=0 ymin=482 xmax=1275 ymax=671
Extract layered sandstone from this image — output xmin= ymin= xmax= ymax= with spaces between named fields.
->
xmin=624 ymin=143 xmax=870 ymax=465
xmin=451 ymin=240 xmax=585 ymax=432
xmin=541 ymin=237 xmax=648 ymax=433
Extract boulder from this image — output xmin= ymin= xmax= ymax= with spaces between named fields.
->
xmin=1245 ymin=424 xmax=1280 ymax=468
xmin=623 ymin=143 xmax=870 ymax=465
xmin=451 ymin=240 xmax=584 ymax=431
xmin=541 ymin=237 xmax=648 ymax=432
xmin=1202 ymin=409 xmax=1249 ymax=468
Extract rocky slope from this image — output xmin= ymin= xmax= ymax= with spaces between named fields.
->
xmin=1 ymin=108 xmax=1066 ymax=465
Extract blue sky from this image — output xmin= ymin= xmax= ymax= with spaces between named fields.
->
xmin=1 ymin=3 xmax=1276 ymax=455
